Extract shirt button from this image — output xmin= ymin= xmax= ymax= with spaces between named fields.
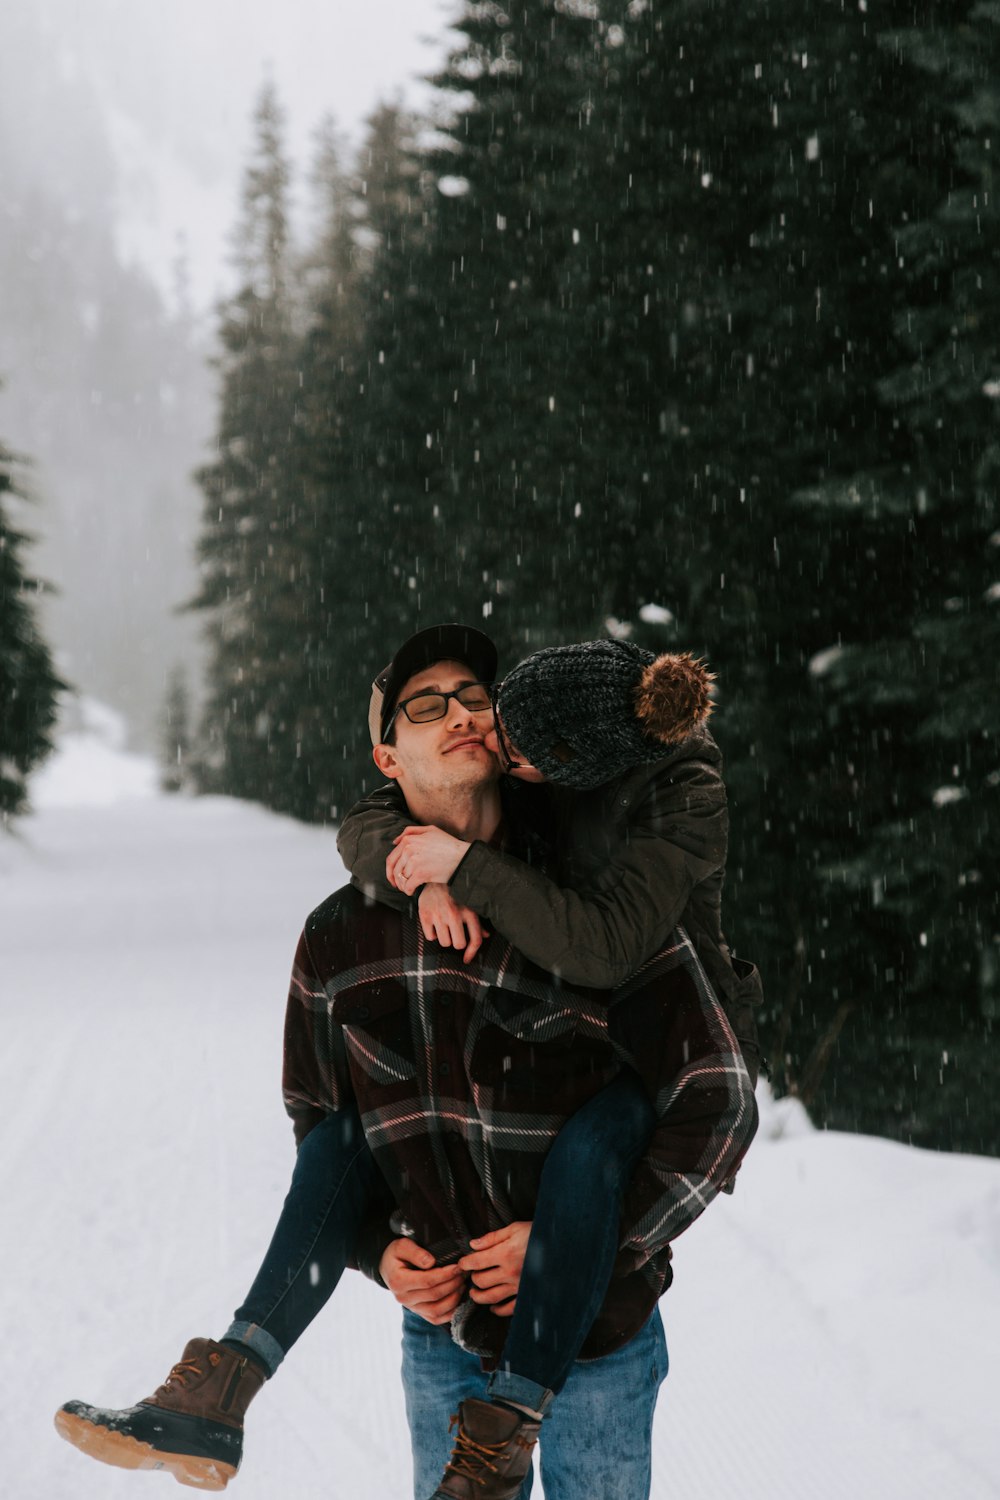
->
xmin=440 ymin=1061 xmax=451 ymax=1076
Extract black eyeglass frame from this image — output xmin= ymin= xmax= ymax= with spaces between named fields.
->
xmin=384 ymin=680 xmax=495 ymax=738
xmin=489 ymin=682 xmax=527 ymax=773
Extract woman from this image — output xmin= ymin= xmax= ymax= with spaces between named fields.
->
xmin=342 ymin=637 xmax=761 ymax=1079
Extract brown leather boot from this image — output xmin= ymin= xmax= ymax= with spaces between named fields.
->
xmin=428 ymin=1398 xmax=541 ymax=1500
xmin=54 ymin=1337 xmax=266 ymax=1490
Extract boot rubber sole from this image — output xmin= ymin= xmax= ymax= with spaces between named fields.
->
xmin=54 ymin=1408 xmax=237 ymax=1491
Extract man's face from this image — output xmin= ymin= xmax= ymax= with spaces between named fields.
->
xmin=376 ymin=660 xmax=500 ymax=800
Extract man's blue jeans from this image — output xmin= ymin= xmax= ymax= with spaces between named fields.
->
xmin=401 ymin=1305 xmax=668 ymax=1500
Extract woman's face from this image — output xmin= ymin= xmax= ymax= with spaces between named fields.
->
xmin=485 ymin=714 xmax=547 ymax=782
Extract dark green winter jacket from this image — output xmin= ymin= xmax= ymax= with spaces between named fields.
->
xmin=336 ymin=726 xmax=762 ymax=1083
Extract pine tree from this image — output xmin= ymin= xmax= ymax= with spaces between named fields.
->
xmin=347 ymin=101 xmax=450 ymax=644
xmin=159 ymin=663 xmax=192 ymax=794
xmin=0 ymin=427 xmax=62 ymax=819
xmin=305 ymin=102 xmax=447 ymax=815
xmin=420 ymin=0 xmax=625 ymax=655
xmin=193 ymin=82 xmax=302 ymax=809
xmin=790 ymin=3 xmax=1000 ymax=1148
xmin=538 ymin=0 xmax=980 ymax=1146
xmin=601 ymin=0 xmax=1000 ymax=1151
xmin=284 ymin=115 xmax=373 ymax=820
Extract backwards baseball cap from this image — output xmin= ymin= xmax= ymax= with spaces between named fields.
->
xmin=368 ymin=623 xmax=499 ymax=746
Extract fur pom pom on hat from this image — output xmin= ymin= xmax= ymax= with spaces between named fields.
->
xmin=496 ymin=639 xmax=715 ymax=790
xmin=634 ymin=650 xmax=715 ymax=745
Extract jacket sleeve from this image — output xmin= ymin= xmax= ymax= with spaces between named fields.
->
xmin=449 ymin=762 xmax=727 ymax=988
xmin=610 ymin=939 xmax=758 ymax=1267
xmin=336 ymin=785 xmax=413 ymax=914
xmin=282 ymin=927 xmax=353 ymax=1143
xmin=281 ymin=928 xmax=397 ymax=1285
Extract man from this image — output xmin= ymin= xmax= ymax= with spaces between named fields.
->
xmin=286 ymin=623 xmax=756 ymax=1499
xmin=55 ymin=623 xmax=755 ymax=1500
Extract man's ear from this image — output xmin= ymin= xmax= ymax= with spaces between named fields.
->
xmin=373 ymin=743 xmax=403 ymax=781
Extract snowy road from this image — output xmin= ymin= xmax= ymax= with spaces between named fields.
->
xmin=2 ymin=735 xmax=998 ymax=1499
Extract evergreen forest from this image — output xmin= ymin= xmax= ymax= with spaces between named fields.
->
xmin=189 ymin=1 xmax=1000 ymax=1155
xmin=0 ymin=425 xmax=61 ymax=817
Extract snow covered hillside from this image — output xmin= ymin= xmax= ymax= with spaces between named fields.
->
xmin=2 ymin=717 xmax=998 ymax=1499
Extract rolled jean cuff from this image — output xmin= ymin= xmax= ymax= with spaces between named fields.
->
xmin=221 ymin=1320 xmax=285 ymax=1378
xmin=486 ymin=1368 xmax=555 ymax=1418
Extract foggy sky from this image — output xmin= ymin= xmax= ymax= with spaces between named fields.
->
xmin=34 ymin=0 xmax=453 ymax=308
xmin=2 ymin=0 xmax=453 ymax=748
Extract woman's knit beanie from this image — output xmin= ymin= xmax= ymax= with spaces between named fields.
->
xmin=496 ymin=638 xmax=715 ymax=790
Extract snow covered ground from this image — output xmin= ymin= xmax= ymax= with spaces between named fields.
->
xmin=3 ymin=710 xmax=999 ymax=1499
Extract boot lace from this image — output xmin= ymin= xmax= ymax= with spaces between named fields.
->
xmin=442 ymin=1412 xmax=509 ymax=1483
xmin=443 ymin=1410 xmax=536 ymax=1482
xmin=160 ymin=1357 xmax=203 ymax=1392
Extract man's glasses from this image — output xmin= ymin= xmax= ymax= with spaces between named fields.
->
xmin=386 ymin=681 xmax=494 ymax=734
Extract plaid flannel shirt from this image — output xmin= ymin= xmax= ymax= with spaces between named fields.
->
xmin=282 ymin=882 xmax=757 ymax=1361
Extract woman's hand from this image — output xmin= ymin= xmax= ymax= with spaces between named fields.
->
xmin=458 ymin=1222 xmax=532 ymax=1317
xmin=387 ymin=825 xmax=470 ymax=894
xmin=418 ymin=885 xmax=489 ymax=964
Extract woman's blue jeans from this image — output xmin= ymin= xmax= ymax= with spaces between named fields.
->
xmin=223 ymin=1069 xmax=655 ymax=1397
xmin=223 ymin=1106 xmax=385 ymax=1375
xmin=488 ymin=1068 xmax=656 ymax=1413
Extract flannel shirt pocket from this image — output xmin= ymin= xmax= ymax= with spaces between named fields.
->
xmin=332 ymin=982 xmax=418 ymax=1089
xmin=470 ymin=989 xmax=610 ymax=1104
